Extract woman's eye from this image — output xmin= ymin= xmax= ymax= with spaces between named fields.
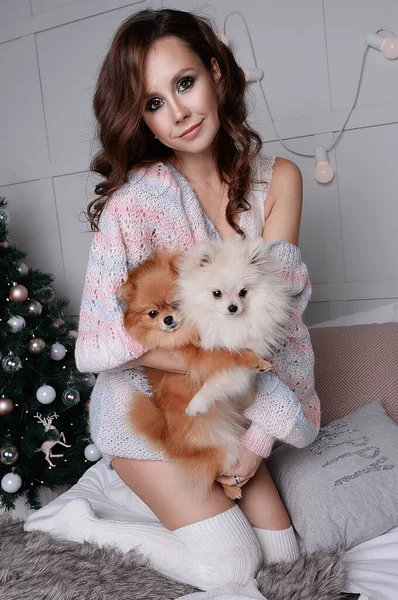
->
xmin=177 ymin=76 xmax=194 ymax=93
xmin=147 ymin=98 xmax=163 ymax=112
xmin=239 ymin=288 xmax=248 ymax=298
xmin=148 ymin=310 xmax=158 ymax=318
xmin=212 ymin=290 xmax=222 ymax=299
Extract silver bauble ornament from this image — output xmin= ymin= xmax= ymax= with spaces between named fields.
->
xmin=27 ymin=300 xmax=42 ymax=316
xmin=36 ymin=384 xmax=56 ymax=404
xmin=84 ymin=443 xmax=102 ymax=462
xmin=50 ymin=342 xmax=66 ymax=361
xmin=68 ymin=329 xmax=78 ymax=340
xmin=0 ymin=210 xmax=10 ymax=223
xmin=0 ymin=445 xmax=19 ymax=466
xmin=1 ymin=472 xmax=22 ymax=493
xmin=27 ymin=337 xmax=46 ymax=354
xmin=9 ymin=284 xmax=28 ymax=303
xmin=0 ymin=397 xmax=14 ymax=415
xmin=82 ymin=373 xmax=96 ymax=388
xmin=7 ymin=315 xmax=26 ymax=332
xmin=0 ymin=240 xmax=9 ymax=248
xmin=61 ymin=388 xmax=80 ymax=407
xmin=2 ymin=353 xmax=22 ymax=373
xmin=17 ymin=262 xmax=29 ymax=277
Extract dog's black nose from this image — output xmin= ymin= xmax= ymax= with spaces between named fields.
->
xmin=228 ymin=304 xmax=238 ymax=313
xmin=163 ymin=315 xmax=174 ymax=326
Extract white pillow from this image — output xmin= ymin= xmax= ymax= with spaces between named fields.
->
xmin=310 ymin=301 xmax=398 ymax=329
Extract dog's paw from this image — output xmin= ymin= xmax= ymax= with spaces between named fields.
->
xmin=255 ymin=358 xmax=272 ymax=372
xmin=222 ymin=484 xmax=242 ymax=500
xmin=185 ymin=396 xmax=208 ymax=417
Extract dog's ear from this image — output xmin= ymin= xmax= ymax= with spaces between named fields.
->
xmin=118 ymin=272 xmax=137 ymax=303
xmin=168 ymin=252 xmax=183 ymax=276
xmin=248 ymin=239 xmax=268 ymax=267
xmin=195 ymin=242 xmax=216 ymax=267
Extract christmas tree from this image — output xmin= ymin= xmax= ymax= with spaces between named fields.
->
xmin=0 ymin=196 xmax=100 ymax=511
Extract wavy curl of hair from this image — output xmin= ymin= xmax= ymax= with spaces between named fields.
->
xmin=86 ymin=8 xmax=264 ymax=235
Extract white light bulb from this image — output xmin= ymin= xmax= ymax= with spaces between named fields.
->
xmin=315 ymin=161 xmax=335 ymax=184
xmin=314 ymin=146 xmax=335 ymax=184
xmin=380 ymin=36 xmax=398 ymax=60
xmin=366 ymin=32 xmax=398 ymax=60
xmin=243 ymin=68 xmax=264 ymax=82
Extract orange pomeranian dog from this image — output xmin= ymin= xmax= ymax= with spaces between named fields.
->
xmin=120 ymin=240 xmax=292 ymax=500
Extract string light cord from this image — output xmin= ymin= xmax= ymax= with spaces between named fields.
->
xmin=223 ymin=13 xmax=395 ymax=158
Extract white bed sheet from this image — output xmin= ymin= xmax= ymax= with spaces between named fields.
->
xmin=24 ymin=460 xmax=398 ymax=599
xmin=344 ymin=524 xmax=398 ymax=600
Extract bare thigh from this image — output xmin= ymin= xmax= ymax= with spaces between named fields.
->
xmin=112 ymin=457 xmax=235 ymax=531
xmin=238 ymin=461 xmax=291 ymax=530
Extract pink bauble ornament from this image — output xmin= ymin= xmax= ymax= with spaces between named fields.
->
xmin=0 ymin=397 xmax=14 ymax=415
xmin=9 ymin=284 xmax=28 ymax=303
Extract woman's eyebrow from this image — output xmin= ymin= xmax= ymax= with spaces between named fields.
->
xmin=145 ymin=67 xmax=195 ymax=98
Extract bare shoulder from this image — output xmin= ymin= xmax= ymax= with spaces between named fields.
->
xmin=262 ymin=157 xmax=303 ymax=246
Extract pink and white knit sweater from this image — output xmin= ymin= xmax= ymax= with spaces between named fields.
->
xmin=76 ymin=155 xmax=320 ymax=463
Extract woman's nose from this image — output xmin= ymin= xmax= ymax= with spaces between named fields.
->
xmin=170 ymin=99 xmax=190 ymax=123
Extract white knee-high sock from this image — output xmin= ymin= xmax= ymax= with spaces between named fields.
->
xmin=25 ymin=498 xmax=266 ymax=598
xmin=174 ymin=505 xmax=266 ymax=599
xmin=253 ymin=525 xmax=300 ymax=564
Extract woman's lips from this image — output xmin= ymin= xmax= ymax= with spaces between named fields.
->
xmin=179 ymin=120 xmax=203 ymax=139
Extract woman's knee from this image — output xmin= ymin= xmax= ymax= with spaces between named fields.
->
xmin=197 ymin=535 xmax=262 ymax=588
xmin=173 ymin=506 xmax=263 ymax=589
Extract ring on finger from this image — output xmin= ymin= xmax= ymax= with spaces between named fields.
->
xmin=234 ymin=476 xmax=241 ymax=485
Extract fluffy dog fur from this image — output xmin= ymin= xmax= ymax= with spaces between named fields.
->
xmin=177 ymin=238 xmax=294 ymax=416
xmin=120 ymin=239 xmax=292 ymax=499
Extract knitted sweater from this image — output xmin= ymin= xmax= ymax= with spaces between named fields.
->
xmin=76 ymin=155 xmax=320 ymax=462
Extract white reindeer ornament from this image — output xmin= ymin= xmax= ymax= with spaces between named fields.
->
xmin=34 ymin=412 xmax=71 ymax=467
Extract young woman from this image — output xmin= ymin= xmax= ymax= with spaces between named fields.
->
xmin=76 ymin=8 xmax=320 ymax=599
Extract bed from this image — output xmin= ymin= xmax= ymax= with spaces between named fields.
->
xmin=8 ymin=304 xmax=398 ymax=599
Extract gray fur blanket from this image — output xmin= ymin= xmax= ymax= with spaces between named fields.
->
xmin=0 ymin=516 xmax=346 ymax=600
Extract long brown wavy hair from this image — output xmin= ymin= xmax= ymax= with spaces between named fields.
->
xmin=87 ymin=8 xmax=264 ymax=235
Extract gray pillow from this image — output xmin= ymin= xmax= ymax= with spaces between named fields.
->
xmin=266 ymin=400 xmax=398 ymax=552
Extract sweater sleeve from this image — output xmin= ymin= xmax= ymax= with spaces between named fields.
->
xmin=242 ymin=240 xmax=321 ymax=457
xmin=75 ymin=203 xmax=147 ymax=374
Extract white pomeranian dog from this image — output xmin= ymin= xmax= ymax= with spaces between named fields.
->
xmin=176 ymin=237 xmax=294 ymax=416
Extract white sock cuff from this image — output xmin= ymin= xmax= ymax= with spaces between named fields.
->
xmin=174 ymin=505 xmax=258 ymax=551
xmin=254 ymin=525 xmax=300 ymax=564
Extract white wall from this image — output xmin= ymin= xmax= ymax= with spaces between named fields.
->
xmin=0 ymin=0 xmax=397 ymax=324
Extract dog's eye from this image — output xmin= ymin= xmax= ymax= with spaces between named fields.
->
xmin=239 ymin=288 xmax=247 ymax=298
xmin=148 ymin=310 xmax=158 ymax=318
xmin=212 ymin=290 xmax=222 ymax=298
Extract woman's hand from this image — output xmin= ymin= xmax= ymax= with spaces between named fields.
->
xmin=216 ymin=446 xmax=263 ymax=488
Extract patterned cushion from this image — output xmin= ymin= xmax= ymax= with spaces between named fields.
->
xmin=309 ymin=323 xmax=398 ymax=426
xmin=266 ymin=400 xmax=398 ymax=552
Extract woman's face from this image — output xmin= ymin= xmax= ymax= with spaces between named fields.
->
xmin=142 ymin=36 xmax=221 ymax=156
